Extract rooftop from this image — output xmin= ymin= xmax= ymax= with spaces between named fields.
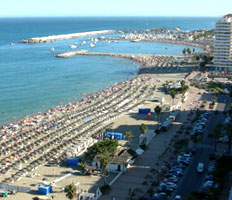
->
xmin=219 ymin=14 xmax=232 ymax=23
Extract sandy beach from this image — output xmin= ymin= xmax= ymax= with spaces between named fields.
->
xmin=1 ymin=32 xmax=203 ymax=200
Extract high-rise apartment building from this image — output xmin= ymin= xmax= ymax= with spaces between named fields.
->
xmin=214 ymin=14 xmax=232 ymax=70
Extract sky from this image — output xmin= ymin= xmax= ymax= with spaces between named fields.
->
xmin=0 ymin=0 xmax=231 ymax=17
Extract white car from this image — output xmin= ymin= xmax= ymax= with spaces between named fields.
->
xmin=197 ymin=162 xmax=204 ymax=173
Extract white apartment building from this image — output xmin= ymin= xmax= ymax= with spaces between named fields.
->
xmin=214 ymin=14 xmax=232 ymax=70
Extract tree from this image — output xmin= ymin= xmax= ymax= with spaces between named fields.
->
xmin=195 ymin=54 xmax=200 ymax=62
xmin=180 ymin=80 xmax=185 ymax=90
xmin=226 ymin=124 xmax=232 ymax=153
xmin=213 ymin=125 xmax=221 ymax=152
xmin=170 ymin=89 xmax=176 ymax=106
xmin=154 ymin=106 xmax=162 ymax=130
xmin=187 ymin=48 xmax=192 ymax=55
xmin=64 ymin=183 xmax=77 ymax=200
xmin=125 ymin=131 xmax=133 ymax=147
xmin=85 ymin=139 xmax=118 ymax=160
xmin=192 ymin=135 xmax=202 ymax=147
xmin=100 ymin=156 xmax=109 ymax=186
xmin=182 ymin=48 xmax=186 ymax=56
xmin=78 ymin=161 xmax=87 ymax=174
xmin=140 ymin=123 xmax=147 ymax=134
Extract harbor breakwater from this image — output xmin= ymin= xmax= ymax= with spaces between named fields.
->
xmin=20 ymin=30 xmax=116 ymax=43
xmin=55 ymin=50 xmax=179 ymax=72
xmin=55 ymin=50 xmax=176 ymax=60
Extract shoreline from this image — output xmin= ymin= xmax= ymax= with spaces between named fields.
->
xmin=20 ymin=30 xmax=116 ymax=43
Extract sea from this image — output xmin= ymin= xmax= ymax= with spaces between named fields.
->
xmin=0 ymin=17 xmax=219 ymax=125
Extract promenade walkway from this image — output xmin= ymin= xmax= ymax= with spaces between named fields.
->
xmin=100 ymin=85 xmax=204 ymax=200
xmin=100 ymin=106 xmax=192 ymax=200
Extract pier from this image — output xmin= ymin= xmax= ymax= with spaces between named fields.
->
xmin=20 ymin=30 xmax=116 ymax=43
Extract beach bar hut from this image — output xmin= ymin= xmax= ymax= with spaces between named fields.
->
xmin=38 ymin=184 xmax=52 ymax=195
xmin=104 ymin=132 xmax=123 ymax=140
xmin=66 ymin=157 xmax=81 ymax=167
xmin=138 ymin=108 xmax=151 ymax=114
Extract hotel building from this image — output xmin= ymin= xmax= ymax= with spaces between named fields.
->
xmin=214 ymin=14 xmax=232 ymax=70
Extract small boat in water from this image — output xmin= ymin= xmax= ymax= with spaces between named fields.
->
xmin=80 ymin=40 xmax=86 ymax=45
xmin=69 ymin=45 xmax=77 ymax=49
xmin=131 ymin=39 xmax=141 ymax=42
xmin=90 ymin=43 xmax=95 ymax=48
xmin=50 ymin=47 xmax=55 ymax=52
xmin=10 ymin=43 xmax=14 ymax=46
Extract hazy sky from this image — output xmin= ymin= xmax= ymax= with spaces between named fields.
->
xmin=1 ymin=0 xmax=231 ymax=17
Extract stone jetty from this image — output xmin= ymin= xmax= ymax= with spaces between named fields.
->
xmin=20 ymin=30 xmax=116 ymax=43
xmin=55 ymin=50 xmax=181 ymax=71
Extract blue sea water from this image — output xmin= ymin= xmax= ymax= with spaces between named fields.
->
xmin=0 ymin=17 xmax=218 ymax=125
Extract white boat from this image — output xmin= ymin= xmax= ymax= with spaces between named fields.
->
xmin=50 ymin=47 xmax=55 ymax=52
xmin=10 ymin=43 xmax=14 ymax=46
xmin=131 ymin=39 xmax=141 ymax=42
xmin=69 ymin=45 xmax=77 ymax=49
xmin=80 ymin=40 xmax=86 ymax=45
xmin=90 ymin=43 xmax=95 ymax=48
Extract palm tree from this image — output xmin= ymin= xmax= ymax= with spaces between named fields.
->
xmin=180 ymin=80 xmax=185 ymax=90
xmin=140 ymin=123 xmax=147 ymax=134
xmin=64 ymin=183 xmax=77 ymax=200
xmin=100 ymin=156 xmax=109 ymax=186
xmin=78 ymin=161 xmax=87 ymax=174
xmin=182 ymin=48 xmax=186 ymax=56
xmin=187 ymin=48 xmax=192 ymax=55
xmin=154 ymin=106 xmax=162 ymax=130
xmin=226 ymin=124 xmax=232 ymax=153
xmin=213 ymin=125 xmax=221 ymax=152
xmin=125 ymin=131 xmax=133 ymax=148
xmin=170 ymin=89 xmax=176 ymax=106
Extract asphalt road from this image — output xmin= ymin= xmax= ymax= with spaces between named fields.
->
xmin=173 ymin=94 xmax=230 ymax=199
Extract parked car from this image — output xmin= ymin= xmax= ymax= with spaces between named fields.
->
xmin=205 ymin=174 xmax=214 ymax=181
xmin=174 ymin=195 xmax=182 ymax=200
xmin=218 ymin=136 xmax=229 ymax=143
xmin=153 ymin=192 xmax=167 ymax=200
xmin=167 ymin=176 xmax=179 ymax=183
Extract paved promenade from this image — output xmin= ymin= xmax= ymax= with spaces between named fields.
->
xmin=100 ymin=108 xmax=192 ymax=200
xmin=100 ymin=85 xmax=202 ymax=200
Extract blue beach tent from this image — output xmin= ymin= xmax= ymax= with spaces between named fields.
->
xmin=66 ymin=157 xmax=81 ymax=167
xmin=104 ymin=132 xmax=123 ymax=140
xmin=139 ymin=108 xmax=151 ymax=114
xmin=38 ymin=184 xmax=52 ymax=195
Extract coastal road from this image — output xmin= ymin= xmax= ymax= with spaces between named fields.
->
xmin=173 ymin=94 xmax=230 ymax=198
